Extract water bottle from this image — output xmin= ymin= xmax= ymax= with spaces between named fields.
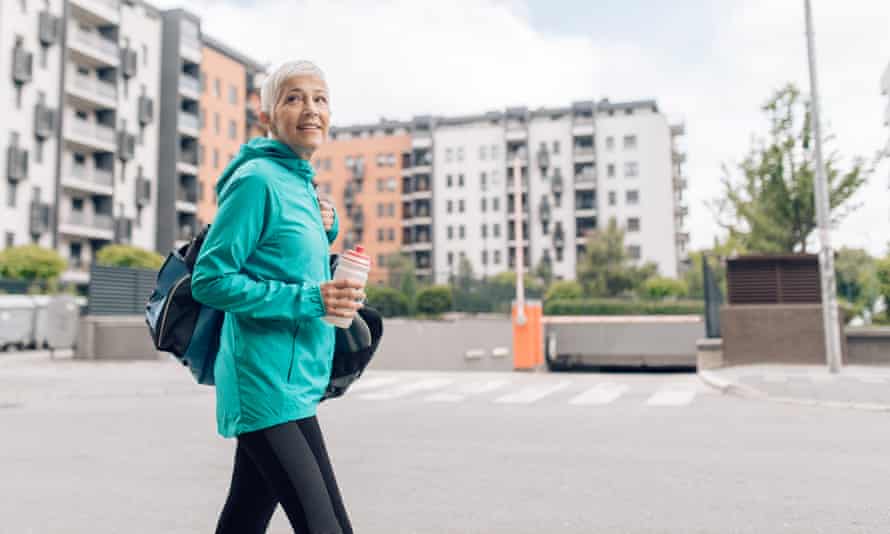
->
xmin=323 ymin=245 xmax=371 ymax=328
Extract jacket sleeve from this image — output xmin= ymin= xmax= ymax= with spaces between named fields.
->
xmin=191 ymin=171 xmax=327 ymax=321
xmin=326 ymin=206 xmax=339 ymax=244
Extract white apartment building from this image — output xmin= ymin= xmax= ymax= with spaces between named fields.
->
xmin=882 ymin=61 xmax=890 ymax=208
xmin=0 ymin=0 xmax=66 ymax=251
xmin=426 ymin=99 xmax=687 ymax=284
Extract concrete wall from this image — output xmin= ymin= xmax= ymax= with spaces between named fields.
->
xmin=721 ymin=304 xmax=847 ymax=366
xmin=846 ymin=327 xmax=890 ymax=366
xmin=76 ymin=315 xmax=163 ymax=360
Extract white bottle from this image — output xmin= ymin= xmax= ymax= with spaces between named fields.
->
xmin=323 ymin=245 xmax=371 ymax=328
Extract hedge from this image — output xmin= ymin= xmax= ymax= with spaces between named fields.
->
xmin=365 ymin=285 xmax=412 ymax=317
xmin=544 ymin=298 xmax=704 ymax=316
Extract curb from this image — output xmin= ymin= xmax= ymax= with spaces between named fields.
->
xmin=698 ymin=369 xmax=890 ymax=413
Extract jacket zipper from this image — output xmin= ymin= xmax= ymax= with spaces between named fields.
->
xmin=158 ymin=274 xmax=190 ymax=338
xmin=286 ymin=323 xmax=300 ymax=382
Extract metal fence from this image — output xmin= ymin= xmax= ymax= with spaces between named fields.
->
xmin=87 ymin=264 xmax=158 ymax=315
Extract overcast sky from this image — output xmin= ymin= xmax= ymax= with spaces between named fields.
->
xmin=153 ymin=0 xmax=890 ymax=256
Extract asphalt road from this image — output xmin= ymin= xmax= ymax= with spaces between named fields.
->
xmin=2 ymin=356 xmax=888 ymax=533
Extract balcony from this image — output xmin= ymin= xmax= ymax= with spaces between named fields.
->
xmin=179 ymin=74 xmax=200 ymax=99
xmin=574 ymin=168 xmax=596 ymax=189
xmin=70 ymin=0 xmax=120 ymax=25
xmin=178 ymin=111 xmax=200 ymax=136
xmin=176 ymin=186 xmax=198 ymax=214
xmin=571 ymin=115 xmax=594 ymax=136
xmin=67 ymin=23 xmax=119 ymax=67
xmin=63 ymin=163 xmax=113 ymax=195
xmin=180 ymin=31 xmax=202 ymax=64
xmin=573 ymin=145 xmax=595 ymax=162
xmin=59 ymin=211 xmax=114 ymax=240
xmin=65 ymin=115 xmax=116 ymax=152
xmin=66 ymin=68 xmax=117 ymax=109
xmin=177 ymin=150 xmax=199 ymax=174
xmin=672 ymin=151 xmax=687 ymax=164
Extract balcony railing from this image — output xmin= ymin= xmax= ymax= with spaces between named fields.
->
xmin=68 ymin=68 xmax=117 ymax=101
xmin=178 ymin=111 xmax=199 ymax=131
xmin=573 ymin=146 xmax=595 ymax=158
xmin=68 ymin=23 xmax=118 ymax=60
xmin=69 ymin=164 xmax=113 ymax=187
xmin=179 ymin=74 xmax=200 ymax=94
xmin=68 ymin=116 xmax=115 ymax=146
xmin=178 ymin=151 xmax=198 ymax=166
xmin=65 ymin=211 xmax=113 ymax=231
xmin=575 ymin=168 xmax=596 ymax=182
xmin=177 ymin=187 xmax=198 ymax=204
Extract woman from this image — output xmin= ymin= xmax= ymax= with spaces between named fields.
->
xmin=191 ymin=60 xmax=362 ymax=534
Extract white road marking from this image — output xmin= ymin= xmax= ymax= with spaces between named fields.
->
xmin=646 ymin=386 xmax=697 ymax=407
xmin=493 ymin=381 xmax=570 ymax=404
xmin=359 ymin=378 xmax=453 ymax=400
xmin=424 ymin=379 xmax=511 ymax=403
xmin=568 ymin=383 xmax=629 ymax=406
xmin=347 ymin=376 xmax=401 ymax=392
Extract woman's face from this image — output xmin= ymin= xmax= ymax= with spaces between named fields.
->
xmin=265 ymin=74 xmax=330 ymax=158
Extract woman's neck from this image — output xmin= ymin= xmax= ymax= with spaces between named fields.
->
xmin=268 ymin=133 xmax=314 ymax=161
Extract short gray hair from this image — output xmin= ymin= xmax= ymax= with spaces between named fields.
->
xmin=260 ymin=60 xmax=327 ymax=115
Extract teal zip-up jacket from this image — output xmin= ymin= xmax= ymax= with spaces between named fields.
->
xmin=191 ymin=137 xmax=339 ymax=438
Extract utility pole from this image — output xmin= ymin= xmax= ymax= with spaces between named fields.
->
xmin=513 ymin=154 xmax=526 ymax=325
xmin=804 ymin=0 xmax=843 ymax=373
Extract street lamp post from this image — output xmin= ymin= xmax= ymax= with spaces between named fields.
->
xmin=804 ymin=0 xmax=843 ymax=373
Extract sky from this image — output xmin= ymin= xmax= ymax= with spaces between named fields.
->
xmin=152 ymin=0 xmax=890 ymax=256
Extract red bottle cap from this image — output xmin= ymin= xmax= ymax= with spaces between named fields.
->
xmin=343 ymin=246 xmax=371 ymax=268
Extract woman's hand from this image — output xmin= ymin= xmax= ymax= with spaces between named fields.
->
xmin=319 ymin=198 xmax=335 ymax=231
xmin=320 ymin=279 xmax=365 ymax=318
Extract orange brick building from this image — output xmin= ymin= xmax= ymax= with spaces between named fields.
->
xmin=313 ymin=124 xmax=411 ymax=285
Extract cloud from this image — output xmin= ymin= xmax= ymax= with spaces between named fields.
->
xmin=153 ymin=0 xmax=890 ymax=255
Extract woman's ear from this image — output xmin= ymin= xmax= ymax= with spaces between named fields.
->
xmin=259 ymin=110 xmax=272 ymax=129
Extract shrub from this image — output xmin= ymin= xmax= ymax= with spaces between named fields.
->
xmin=642 ymin=277 xmax=689 ymax=299
xmin=544 ymin=298 xmax=704 ymax=316
xmin=0 ymin=245 xmax=66 ymax=281
xmin=95 ymin=244 xmax=164 ymax=270
xmin=415 ymin=285 xmax=453 ymax=316
xmin=365 ymin=285 xmax=411 ymax=317
xmin=544 ymin=280 xmax=584 ymax=301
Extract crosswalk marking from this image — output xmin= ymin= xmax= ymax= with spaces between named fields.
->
xmin=493 ymin=381 xmax=570 ymax=404
xmin=359 ymin=378 xmax=453 ymax=400
xmin=424 ymin=379 xmax=510 ymax=403
xmin=646 ymin=387 xmax=697 ymax=407
xmin=568 ymin=383 xmax=629 ymax=406
xmin=348 ymin=376 xmax=401 ymax=393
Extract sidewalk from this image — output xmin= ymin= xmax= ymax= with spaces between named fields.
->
xmin=699 ymin=364 xmax=890 ymax=411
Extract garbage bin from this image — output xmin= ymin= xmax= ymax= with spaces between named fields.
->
xmin=45 ymin=295 xmax=80 ymax=350
xmin=0 ymin=296 xmax=37 ymax=350
xmin=31 ymin=295 xmax=51 ymax=350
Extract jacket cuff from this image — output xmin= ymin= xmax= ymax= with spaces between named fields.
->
xmin=300 ymin=282 xmax=327 ymax=318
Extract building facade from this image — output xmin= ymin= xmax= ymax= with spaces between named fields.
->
xmin=883 ymin=61 xmax=890 ymax=214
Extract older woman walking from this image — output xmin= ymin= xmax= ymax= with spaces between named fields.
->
xmin=191 ymin=61 xmax=362 ymax=534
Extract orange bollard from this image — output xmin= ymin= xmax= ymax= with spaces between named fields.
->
xmin=512 ymin=299 xmax=543 ymax=370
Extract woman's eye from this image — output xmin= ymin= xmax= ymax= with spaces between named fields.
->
xmin=286 ymin=94 xmax=300 ymax=103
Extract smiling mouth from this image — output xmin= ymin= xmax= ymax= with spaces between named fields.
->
xmin=298 ymin=125 xmax=321 ymax=131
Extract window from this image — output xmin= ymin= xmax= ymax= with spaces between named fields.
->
xmin=481 ymin=198 xmax=487 ymax=212
xmin=608 ymin=191 xmax=616 ymax=206
xmin=142 ymin=44 xmax=148 ymax=66
xmin=480 ymin=172 xmax=487 ymax=191
xmin=623 ymin=135 xmax=637 ymax=149
xmin=229 ymin=119 xmax=237 ymax=140
xmin=624 ymin=162 xmax=639 ymax=178
xmin=447 ymin=252 xmax=454 ymax=266
xmin=445 ymin=148 xmax=453 ymax=163
xmin=556 ymin=248 xmax=564 ymax=262
xmin=7 ymin=181 xmax=17 ymax=208
xmin=481 ymin=224 xmax=487 ymax=238
xmin=627 ymin=245 xmax=641 ymax=260
xmin=214 ymin=113 xmax=220 ymax=135
xmin=387 ymin=203 xmax=395 ymax=217
xmin=377 ymin=203 xmax=384 ymax=217
xmin=5 ymin=231 xmax=14 ymax=248
xmin=626 ymin=190 xmax=639 ymax=205
xmin=446 ymin=200 xmax=453 ymax=214
xmin=552 ymin=140 xmax=560 ymax=154
xmin=491 ymin=145 xmax=499 ymax=160
xmin=458 ymin=199 xmax=465 ymax=213
xmin=456 ymin=147 xmax=464 ymax=162
xmin=458 ymin=225 xmax=465 ymax=239
xmin=388 ymin=228 xmax=395 ymax=241
xmin=607 ymin=163 xmax=615 ymax=178
xmin=377 ymin=229 xmax=385 ymax=242
xmin=482 ymin=250 xmax=488 ymax=265
xmin=386 ymin=177 xmax=397 ymax=191
xmin=493 ymin=223 xmax=501 ymax=238
xmin=198 ymin=144 xmax=205 ymax=165
xmin=214 ymin=78 xmax=221 ymax=98
xmin=200 ymin=71 xmax=206 ymax=92
xmin=446 ymin=174 xmax=453 ymax=188
xmin=458 ymin=174 xmax=465 ymax=187
xmin=229 ymin=84 xmax=238 ymax=105
xmin=627 ymin=217 xmax=640 ymax=232
xmin=479 ymin=145 xmax=487 ymax=160
xmin=377 ymin=179 xmax=384 ymax=193
xmin=447 ymin=226 xmax=453 ymax=240
xmin=605 ymin=136 xmax=615 ymax=151
xmin=378 ymin=254 xmax=385 ymax=267
xmin=493 ymin=198 xmax=500 ymax=211
xmin=494 ymin=250 xmax=501 ymax=264
xmin=200 ymin=107 xmax=206 ymax=129
xmin=213 ymin=148 xmax=219 ymax=169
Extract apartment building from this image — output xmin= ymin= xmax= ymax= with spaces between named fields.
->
xmin=316 ymin=122 xmax=412 ymax=285
xmin=196 ymin=36 xmax=263 ymax=228
xmin=882 ymin=61 xmax=890 ymax=210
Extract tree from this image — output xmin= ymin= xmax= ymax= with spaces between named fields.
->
xmin=0 ymin=245 xmax=66 ymax=281
xmin=684 ymin=249 xmax=728 ymax=299
xmin=642 ymin=276 xmax=688 ymax=299
xmin=96 ymin=244 xmax=164 ymax=269
xmin=576 ymin=219 xmax=657 ymax=297
xmin=712 ymin=84 xmax=874 ymax=253
xmin=385 ymin=252 xmax=417 ymax=302
xmin=365 ymin=285 xmax=411 ymax=317
xmin=875 ymin=257 xmax=890 ymax=323
xmin=415 ymin=285 xmax=453 ymax=316
xmin=544 ymin=280 xmax=583 ymax=301
xmin=534 ymin=255 xmax=554 ymax=289
xmin=834 ymin=248 xmax=878 ymax=316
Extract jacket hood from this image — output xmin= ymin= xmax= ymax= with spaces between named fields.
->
xmin=216 ymin=137 xmax=315 ymax=196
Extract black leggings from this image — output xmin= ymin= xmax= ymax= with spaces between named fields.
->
xmin=215 ymin=416 xmax=353 ymax=534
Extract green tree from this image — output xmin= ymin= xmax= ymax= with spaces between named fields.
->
xmin=683 ymin=250 xmax=727 ymax=299
xmin=534 ymin=255 xmax=554 ymax=289
xmin=576 ymin=219 xmax=657 ymax=297
xmin=875 ymin=257 xmax=890 ymax=323
xmin=544 ymin=280 xmax=583 ymax=301
xmin=96 ymin=244 xmax=164 ymax=269
xmin=385 ymin=252 xmax=417 ymax=303
xmin=834 ymin=248 xmax=878 ymax=316
xmin=712 ymin=84 xmax=875 ymax=253
xmin=642 ymin=276 xmax=689 ymax=299
xmin=365 ymin=285 xmax=411 ymax=317
xmin=0 ymin=245 xmax=66 ymax=281
xmin=415 ymin=285 xmax=453 ymax=316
